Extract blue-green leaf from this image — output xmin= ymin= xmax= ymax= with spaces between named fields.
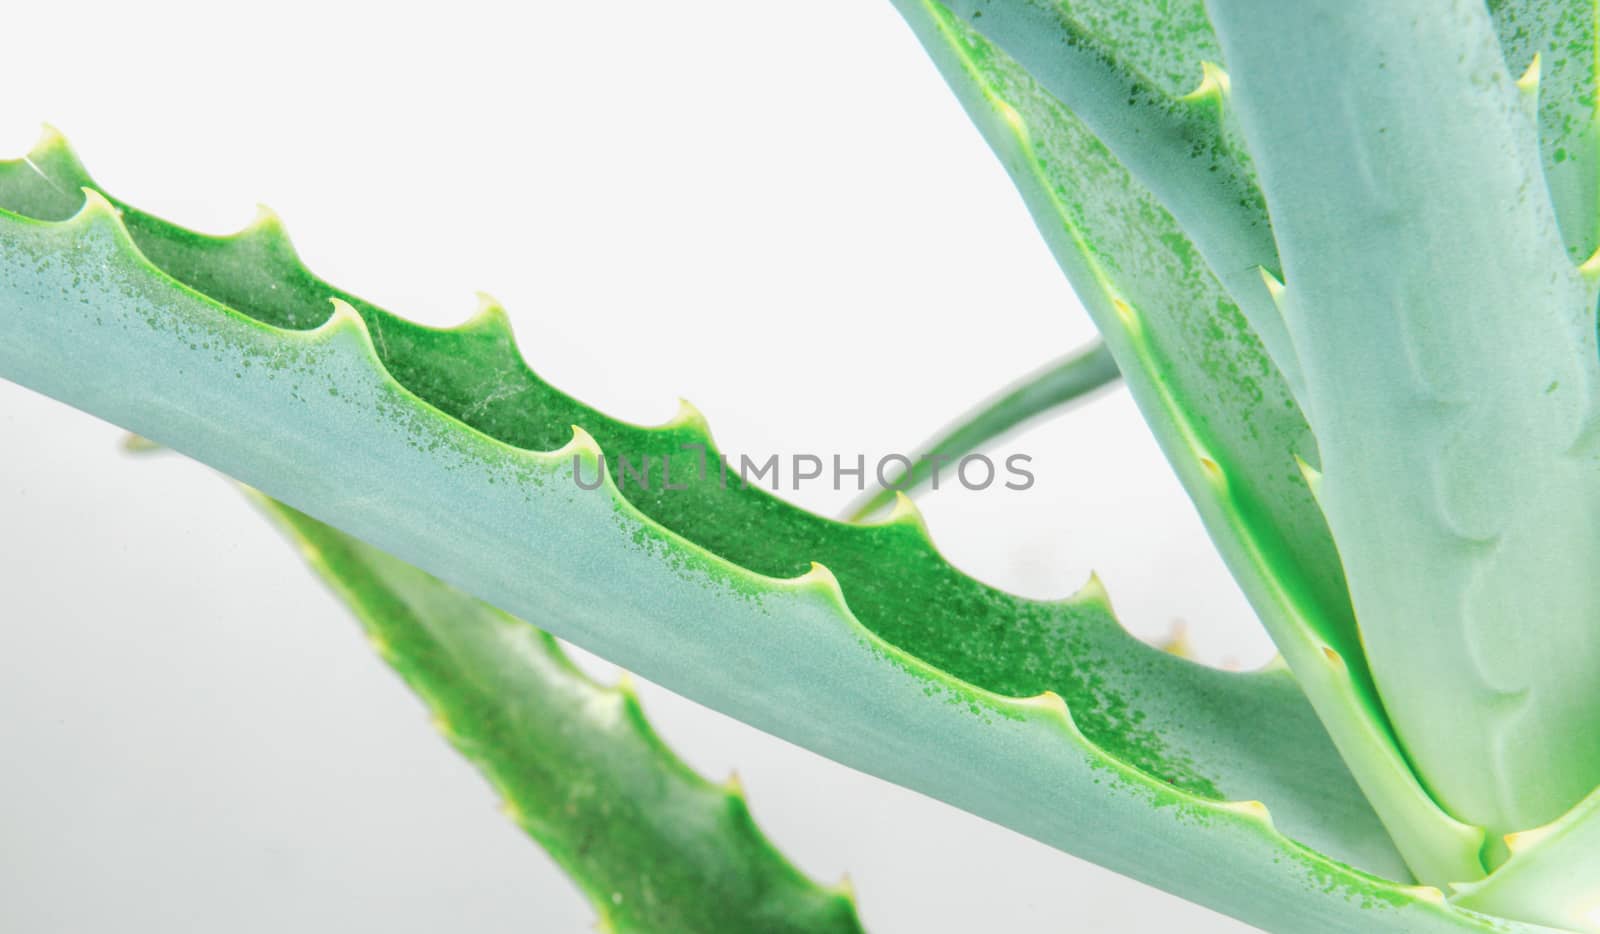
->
xmin=1206 ymin=0 xmax=1600 ymax=849
xmin=0 ymin=132 xmax=1533 ymax=931
xmin=893 ymin=0 xmax=1484 ymax=884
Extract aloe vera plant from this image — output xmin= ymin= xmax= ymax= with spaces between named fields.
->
xmin=9 ymin=0 xmax=1600 ymax=929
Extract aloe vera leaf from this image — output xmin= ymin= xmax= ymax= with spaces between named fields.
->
xmin=1205 ymin=0 xmax=1600 ymax=845
xmin=239 ymin=491 xmax=863 ymax=934
xmin=844 ymin=339 xmax=1118 ymax=521
xmin=1452 ymin=784 xmax=1600 ymax=932
xmin=0 ymin=139 xmax=1541 ymax=931
xmin=1489 ymin=0 xmax=1600 ymax=263
xmin=891 ymin=1 xmax=1485 ymax=884
xmin=923 ymin=0 xmax=1299 ymax=400
xmin=0 ymin=130 xmax=1405 ymax=876
xmin=0 ymin=203 xmax=1532 ymax=934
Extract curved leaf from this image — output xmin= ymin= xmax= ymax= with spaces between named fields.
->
xmin=892 ymin=0 xmax=1484 ymax=884
xmin=1453 ymin=782 xmax=1600 ymax=931
xmin=924 ymin=0 xmax=1297 ymax=396
xmin=0 ymin=132 xmax=1546 ymax=931
xmin=845 ymin=339 xmax=1118 ymax=521
xmin=236 ymin=491 xmax=864 ymax=934
xmin=1206 ymin=0 xmax=1600 ymax=850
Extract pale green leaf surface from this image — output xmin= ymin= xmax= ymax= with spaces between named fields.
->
xmin=0 ymin=134 xmax=1542 ymax=931
xmin=1205 ymin=0 xmax=1600 ymax=848
xmin=894 ymin=0 xmax=1484 ymax=885
xmin=1453 ymin=783 xmax=1600 ymax=932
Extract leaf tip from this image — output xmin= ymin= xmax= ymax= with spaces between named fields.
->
xmin=236 ymin=202 xmax=290 ymax=243
xmin=883 ymin=491 xmax=928 ymax=531
xmin=461 ymin=291 xmax=512 ymax=332
xmin=1503 ymin=823 xmax=1556 ymax=855
xmin=76 ymin=185 xmax=119 ymax=221
xmin=796 ymin=560 xmax=843 ymax=595
xmin=1219 ymin=798 xmax=1273 ymax=825
xmin=28 ymin=122 xmax=73 ymax=161
xmin=1579 ymin=243 xmax=1600 ymax=283
xmin=556 ymin=424 xmax=605 ymax=464
xmin=498 ymin=797 xmax=527 ymax=826
xmin=121 ymin=433 xmax=163 ymax=455
xmin=365 ymin=630 xmax=394 ymax=662
xmin=1399 ymin=884 xmax=1446 ymax=904
xmin=1180 ymin=60 xmax=1231 ymax=104
xmin=429 ymin=712 xmax=457 ymax=740
xmin=831 ymin=872 xmax=857 ymax=903
xmin=1154 ymin=620 xmax=1193 ymax=659
xmin=1021 ymin=689 xmax=1070 ymax=718
xmin=1293 ymin=453 xmax=1323 ymax=497
xmin=660 ymin=397 xmax=710 ymax=436
xmin=324 ymin=296 xmax=368 ymax=330
xmin=1070 ymin=570 xmax=1112 ymax=610
xmin=1516 ymin=52 xmax=1541 ymax=97
xmin=1257 ymin=266 xmax=1286 ymax=306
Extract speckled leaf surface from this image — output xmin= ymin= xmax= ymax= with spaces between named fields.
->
xmin=243 ymin=493 xmax=863 ymax=934
xmin=908 ymin=1 xmax=1600 ymax=919
xmin=0 ymin=133 xmax=1549 ymax=932
xmin=895 ymin=0 xmax=1484 ymax=884
xmin=1488 ymin=0 xmax=1600 ymax=262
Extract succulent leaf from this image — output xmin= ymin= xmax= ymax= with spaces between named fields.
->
xmin=1452 ymin=782 xmax=1600 ymax=931
xmin=924 ymin=0 xmax=1300 ymax=399
xmin=9 ymin=0 xmax=1600 ymax=926
xmin=0 ymin=130 xmax=1535 ymax=931
xmin=244 ymin=492 xmax=865 ymax=934
xmin=1205 ymin=0 xmax=1600 ymax=849
xmin=845 ymin=339 xmax=1119 ymax=521
xmin=897 ymin=0 xmax=1485 ymax=884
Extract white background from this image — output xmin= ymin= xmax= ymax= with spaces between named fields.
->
xmin=0 ymin=1 xmax=1272 ymax=930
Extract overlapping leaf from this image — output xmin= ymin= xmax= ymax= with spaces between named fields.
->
xmin=895 ymin=0 xmax=1485 ymax=883
xmin=0 ymin=130 xmax=1545 ymax=930
xmin=919 ymin=1 xmax=1600 ymax=911
xmin=1205 ymin=0 xmax=1600 ymax=850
